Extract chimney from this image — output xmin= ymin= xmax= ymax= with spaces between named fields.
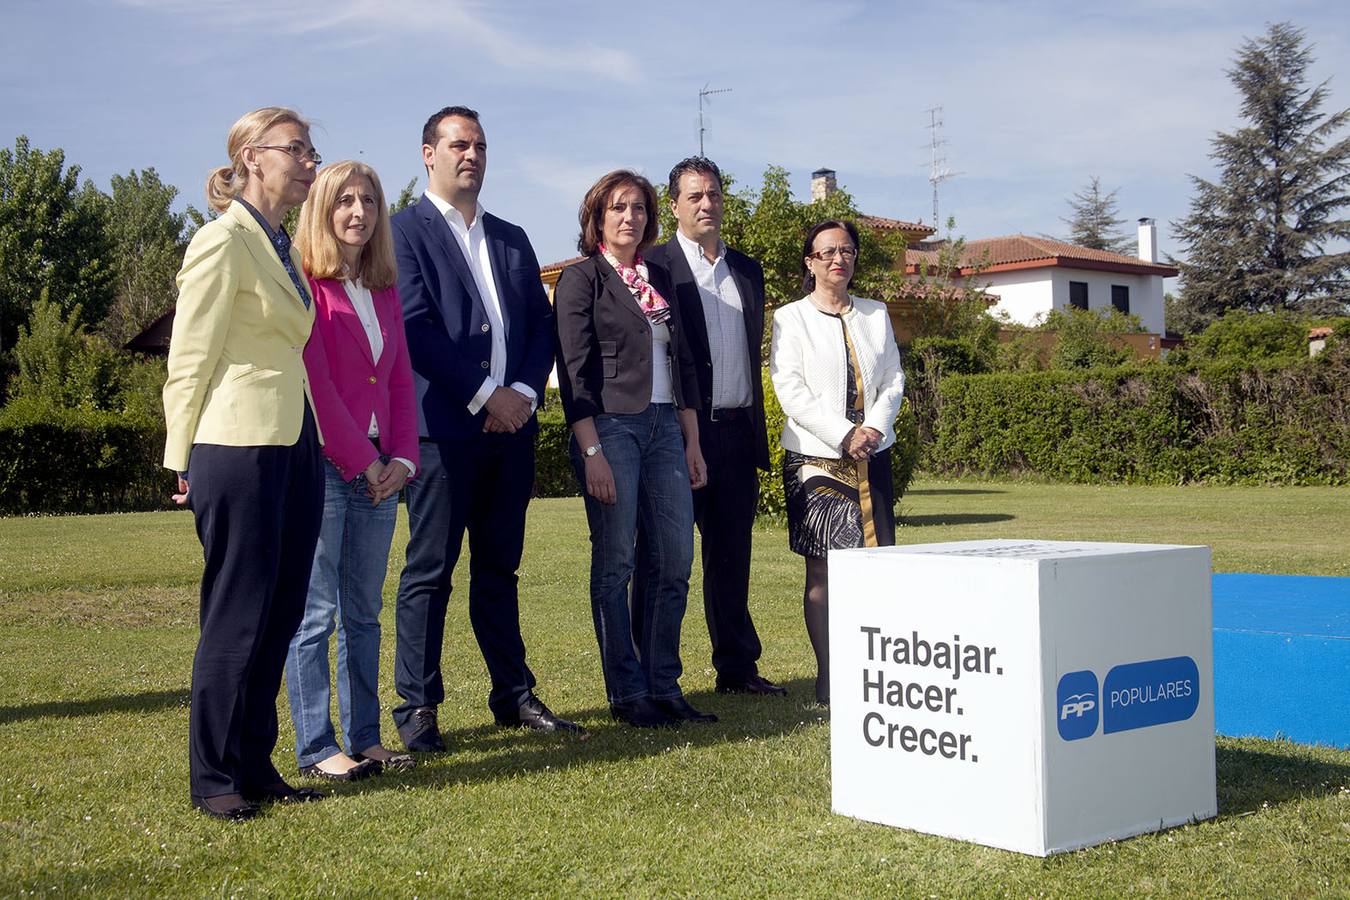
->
xmin=1137 ymin=217 xmax=1157 ymax=263
xmin=811 ymin=167 xmax=837 ymax=202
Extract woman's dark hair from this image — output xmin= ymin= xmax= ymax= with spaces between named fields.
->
xmin=800 ymin=219 xmax=861 ymax=292
xmin=576 ymin=170 xmax=660 ymax=256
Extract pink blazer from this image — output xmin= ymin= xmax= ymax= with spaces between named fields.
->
xmin=303 ymin=276 xmax=420 ymax=482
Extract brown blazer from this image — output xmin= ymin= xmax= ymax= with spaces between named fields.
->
xmin=553 ymin=254 xmax=701 ymax=423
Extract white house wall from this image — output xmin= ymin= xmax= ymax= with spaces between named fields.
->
xmin=960 ymin=268 xmax=1165 ymax=333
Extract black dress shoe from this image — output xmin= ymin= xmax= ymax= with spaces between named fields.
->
xmin=610 ymin=696 xmax=678 ymax=728
xmin=496 ymin=694 xmax=588 ymax=735
xmin=716 ymin=673 xmax=788 ymax=696
xmin=297 ymin=758 xmax=378 ymax=782
xmin=243 ymin=781 xmax=326 ymax=804
xmin=654 ymin=696 xmax=718 ymax=724
xmin=353 ymin=747 xmax=416 ymax=772
xmin=192 ymin=793 xmax=261 ymax=822
xmin=398 ymin=706 xmax=447 ymax=753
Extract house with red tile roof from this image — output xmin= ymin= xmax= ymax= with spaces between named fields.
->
xmin=905 ymin=225 xmax=1178 ymax=334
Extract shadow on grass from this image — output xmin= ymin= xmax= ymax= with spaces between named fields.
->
xmin=1216 ymin=742 xmax=1350 ymax=814
xmin=905 ymin=488 xmax=1007 ymax=496
xmin=900 ymin=513 xmax=1015 ymax=527
xmin=0 ymin=688 xmax=190 ymax=725
xmin=319 ymin=677 xmax=829 ymax=798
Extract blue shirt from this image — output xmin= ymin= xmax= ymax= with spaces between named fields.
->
xmin=235 ymin=197 xmax=310 ymax=308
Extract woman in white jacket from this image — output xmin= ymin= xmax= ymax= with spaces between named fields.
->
xmin=769 ymin=219 xmax=904 ymax=704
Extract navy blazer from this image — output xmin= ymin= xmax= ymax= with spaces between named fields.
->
xmin=392 ymin=196 xmax=555 ymax=439
xmin=645 ymin=237 xmax=771 ymax=471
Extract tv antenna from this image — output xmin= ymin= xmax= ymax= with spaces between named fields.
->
xmin=922 ymin=106 xmax=959 ymax=229
xmin=698 ymin=84 xmax=732 ymax=156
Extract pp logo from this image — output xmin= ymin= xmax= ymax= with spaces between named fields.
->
xmin=1056 ymin=670 xmax=1099 ymax=741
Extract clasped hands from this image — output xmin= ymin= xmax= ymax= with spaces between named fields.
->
xmin=362 ymin=457 xmax=409 ymax=506
xmin=483 ymin=386 xmax=533 ymax=433
xmin=843 ymin=425 xmax=883 ymax=460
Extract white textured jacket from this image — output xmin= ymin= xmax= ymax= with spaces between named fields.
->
xmin=769 ymin=295 xmax=905 ymax=458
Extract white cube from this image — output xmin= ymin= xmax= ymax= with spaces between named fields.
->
xmin=829 ymin=539 xmax=1216 ymax=856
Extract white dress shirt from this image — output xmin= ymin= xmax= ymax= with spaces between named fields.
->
xmin=424 ymin=191 xmax=537 ymax=415
xmin=675 ymin=229 xmax=752 ymax=410
xmin=342 ymin=277 xmax=415 ymax=477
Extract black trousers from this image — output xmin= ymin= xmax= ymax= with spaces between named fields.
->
xmin=392 ymin=432 xmax=537 ymax=725
xmin=635 ymin=413 xmax=762 ymax=680
xmin=186 ymin=408 xmax=323 ymax=799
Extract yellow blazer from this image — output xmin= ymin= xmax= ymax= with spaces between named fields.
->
xmin=162 ymin=200 xmax=322 ymax=472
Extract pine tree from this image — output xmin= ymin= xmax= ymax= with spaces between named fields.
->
xmin=1172 ymin=22 xmax=1350 ymax=324
xmin=1062 ymin=176 xmax=1133 ymax=254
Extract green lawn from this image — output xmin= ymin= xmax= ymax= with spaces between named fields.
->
xmin=1 ymin=479 xmax=1347 ymax=896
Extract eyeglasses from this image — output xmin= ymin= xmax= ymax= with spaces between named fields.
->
xmin=254 ymin=142 xmax=323 ymax=165
xmin=809 ymin=245 xmax=858 ymax=262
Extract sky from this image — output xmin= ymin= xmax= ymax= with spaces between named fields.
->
xmin=2 ymin=0 xmax=1347 ymax=272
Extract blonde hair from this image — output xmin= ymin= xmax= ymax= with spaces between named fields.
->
xmin=295 ymin=161 xmax=397 ymax=291
xmin=205 ymin=106 xmax=310 ymax=213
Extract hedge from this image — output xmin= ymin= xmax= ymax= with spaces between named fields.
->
xmin=0 ymin=400 xmax=170 ymax=515
xmin=0 ymin=376 xmax=917 ymax=516
xmin=927 ymin=357 xmax=1349 ymax=484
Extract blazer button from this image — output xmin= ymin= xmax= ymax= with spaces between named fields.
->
xmin=481 ymin=323 xmax=490 ymax=332
xmin=481 ymin=361 xmax=490 ymax=369
xmin=369 ymin=375 xmax=377 ymax=384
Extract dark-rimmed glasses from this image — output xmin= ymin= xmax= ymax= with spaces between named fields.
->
xmin=808 ymin=245 xmax=858 ymax=261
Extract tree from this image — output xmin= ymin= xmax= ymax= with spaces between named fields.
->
xmin=99 ymin=168 xmax=190 ymax=345
xmin=1172 ymin=22 xmax=1350 ymax=325
xmin=389 ymin=177 xmax=419 ymax=215
xmin=9 ymin=296 xmax=122 ymax=410
xmin=1062 ymin=176 xmax=1133 ymax=254
xmin=0 ymin=136 xmax=115 ymax=354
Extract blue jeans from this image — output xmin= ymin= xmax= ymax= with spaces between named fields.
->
xmin=572 ymin=404 xmax=695 ymax=704
xmin=285 ymin=460 xmax=398 ymax=766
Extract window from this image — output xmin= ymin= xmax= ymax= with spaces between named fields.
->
xmin=1111 ymin=285 xmax=1129 ymax=314
xmin=1069 ymin=281 xmax=1089 ymax=310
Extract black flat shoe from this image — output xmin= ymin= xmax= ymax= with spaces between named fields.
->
xmin=610 ymin=696 xmax=678 ymax=728
xmin=298 ymin=758 xmax=379 ymax=782
xmin=654 ymin=695 xmax=718 ymax=724
xmin=192 ymin=793 xmax=261 ymax=822
xmin=397 ymin=706 xmax=447 ymax=753
xmin=244 ymin=781 xmax=325 ymax=804
xmin=496 ymin=694 xmax=588 ymax=735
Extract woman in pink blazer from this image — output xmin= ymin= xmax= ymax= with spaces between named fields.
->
xmin=286 ymin=161 xmax=421 ymax=779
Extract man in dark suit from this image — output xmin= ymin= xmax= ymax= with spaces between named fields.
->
xmin=640 ymin=157 xmax=786 ymax=697
xmin=391 ymin=105 xmax=580 ymax=751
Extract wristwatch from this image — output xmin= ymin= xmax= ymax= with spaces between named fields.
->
xmin=583 ymin=442 xmax=603 ymax=458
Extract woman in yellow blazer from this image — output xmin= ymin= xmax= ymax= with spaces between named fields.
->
xmin=163 ymin=106 xmax=326 ymax=821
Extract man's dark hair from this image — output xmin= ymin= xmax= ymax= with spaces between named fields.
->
xmin=667 ymin=156 xmax=722 ymax=201
xmin=421 ymin=105 xmax=480 ymax=148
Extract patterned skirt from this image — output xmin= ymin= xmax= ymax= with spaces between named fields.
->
xmin=783 ymin=448 xmax=895 ymax=559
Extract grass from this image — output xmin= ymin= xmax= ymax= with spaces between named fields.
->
xmin=0 ymin=478 xmax=1347 ymax=896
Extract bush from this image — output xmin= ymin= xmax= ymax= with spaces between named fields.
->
xmin=534 ymin=390 xmax=579 ymax=498
xmin=0 ymin=399 xmax=169 ymax=514
xmin=9 ymin=299 xmax=124 ymax=410
xmin=1178 ymin=309 xmax=1350 ymax=366
xmin=927 ymin=355 xmax=1348 ymax=484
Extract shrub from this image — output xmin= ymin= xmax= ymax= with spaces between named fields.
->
xmin=927 ymin=355 xmax=1348 ymax=484
xmin=0 ymin=399 xmax=168 ymax=514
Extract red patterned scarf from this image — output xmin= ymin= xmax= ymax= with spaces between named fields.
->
xmin=600 ymin=244 xmax=671 ymax=325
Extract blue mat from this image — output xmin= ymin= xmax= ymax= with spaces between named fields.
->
xmin=1213 ymin=574 xmax=1350 ymax=749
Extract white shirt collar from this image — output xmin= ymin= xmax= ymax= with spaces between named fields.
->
xmin=424 ymin=190 xmax=485 ymax=231
xmin=675 ymin=228 xmax=725 ymax=266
